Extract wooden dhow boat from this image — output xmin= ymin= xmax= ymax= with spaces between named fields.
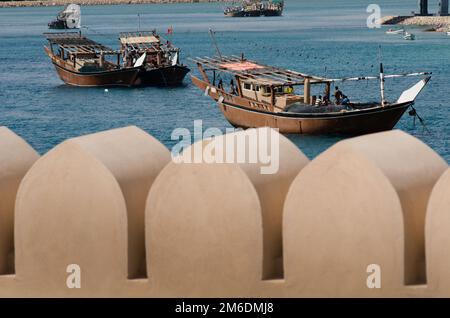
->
xmin=191 ymin=55 xmax=431 ymax=135
xmin=224 ymin=0 xmax=283 ymax=17
xmin=44 ymin=32 xmax=140 ymax=87
xmin=119 ymin=31 xmax=190 ymax=86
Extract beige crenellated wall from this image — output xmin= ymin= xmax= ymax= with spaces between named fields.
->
xmin=426 ymin=168 xmax=450 ymax=296
xmin=283 ymin=130 xmax=447 ymax=297
xmin=12 ymin=126 xmax=170 ymax=297
xmin=0 ymin=126 xmax=449 ymax=297
xmin=146 ymin=128 xmax=309 ymax=297
xmin=0 ymin=127 xmax=39 ymax=277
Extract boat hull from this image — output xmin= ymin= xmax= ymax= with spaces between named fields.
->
xmin=260 ymin=9 xmax=283 ymax=16
xmin=218 ymin=101 xmax=411 ymax=135
xmin=192 ymin=75 xmax=411 ymax=135
xmin=243 ymin=10 xmax=262 ymax=17
xmin=53 ymin=63 xmax=139 ymax=87
xmin=224 ymin=10 xmax=282 ymax=17
xmin=45 ymin=47 xmax=139 ymax=87
xmin=224 ymin=11 xmax=246 ymax=17
xmin=48 ymin=20 xmax=68 ymax=29
xmin=135 ymin=65 xmax=190 ymax=86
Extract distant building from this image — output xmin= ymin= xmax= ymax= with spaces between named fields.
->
xmin=418 ymin=0 xmax=429 ymax=15
xmin=439 ymin=0 xmax=449 ymax=15
xmin=417 ymin=0 xmax=449 ymax=16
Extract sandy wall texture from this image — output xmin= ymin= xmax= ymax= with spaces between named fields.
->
xmin=0 ymin=126 xmax=449 ymax=297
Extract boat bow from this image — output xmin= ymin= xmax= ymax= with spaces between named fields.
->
xmin=397 ymin=76 xmax=431 ymax=104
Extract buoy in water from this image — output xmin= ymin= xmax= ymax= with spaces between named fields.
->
xmin=104 ymin=89 xmax=109 ymax=93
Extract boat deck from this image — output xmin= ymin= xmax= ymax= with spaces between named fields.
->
xmin=44 ymin=32 xmax=116 ymax=55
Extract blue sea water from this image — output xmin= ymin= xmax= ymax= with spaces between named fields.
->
xmin=0 ymin=0 xmax=449 ymax=161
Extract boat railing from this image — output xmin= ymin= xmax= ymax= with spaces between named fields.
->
xmin=249 ymin=100 xmax=273 ymax=112
xmin=217 ymin=88 xmax=274 ymax=112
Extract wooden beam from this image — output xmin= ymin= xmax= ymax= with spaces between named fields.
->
xmin=235 ymin=76 xmax=243 ymax=97
xmin=304 ymin=78 xmax=311 ymax=105
xmin=197 ymin=63 xmax=210 ymax=84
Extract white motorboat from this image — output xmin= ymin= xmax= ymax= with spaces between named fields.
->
xmin=403 ymin=32 xmax=416 ymax=40
xmin=386 ymin=28 xmax=405 ymax=35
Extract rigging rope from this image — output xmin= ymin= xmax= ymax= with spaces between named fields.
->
xmin=409 ymin=106 xmax=431 ymax=134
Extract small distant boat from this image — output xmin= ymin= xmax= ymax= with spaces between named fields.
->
xmin=224 ymin=0 xmax=284 ymax=17
xmin=386 ymin=28 xmax=405 ymax=35
xmin=403 ymin=32 xmax=416 ymax=40
xmin=48 ymin=4 xmax=81 ymax=29
xmin=446 ymin=31 xmax=450 ymax=36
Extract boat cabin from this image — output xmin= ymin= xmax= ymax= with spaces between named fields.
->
xmin=119 ymin=30 xmax=181 ymax=69
xmin=192 ymin=55 xmax=332 ymax=112
xmin=239 ymin=80 xmax=308 ymax=109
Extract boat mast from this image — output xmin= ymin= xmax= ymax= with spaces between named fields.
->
xmin=209 ymin=29 xmax=223 ymax=60
xmin=380 ymin=62 xmax=386 ymax=107
xmin=379 ymin=47 xmax=386 ymax=107
xmin=138 ymin=14 xmax=141 ymax=32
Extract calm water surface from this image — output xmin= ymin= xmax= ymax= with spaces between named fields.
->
xmin=0 ymin=0 xmax=449 ymax=161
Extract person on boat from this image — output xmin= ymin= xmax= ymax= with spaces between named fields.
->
xmin=123 ymin=47 xmax=131 ymax=67
xmin=341 ymin=95 xmax=350 ymax=105
xmin=230 ymin=79 xmax=237 ymax=95
xmin=334 ymin=86 xmax=343 ymax=104
xmin=315 ymin=95 xmax=323 ymax=107
xmin=285 ymin=85 xmax=294 ymax=94
xmin=218 ymin=79 xmax=224 ymax=90
xmin=322 ymin=94 xmax=330 ymax=106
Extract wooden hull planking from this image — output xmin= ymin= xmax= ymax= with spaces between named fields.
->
xmin=135 ymin=65 xmax=190 ymax=87
xmin=45 ymin=47 xmax=139 ymax=87
xmin=218 ymin=102 xmax=410 ymax=135
xmin=53 ymin=63 xmax=139 ymax=87
xmin=225 ymin=10 xmax=282 ymax=17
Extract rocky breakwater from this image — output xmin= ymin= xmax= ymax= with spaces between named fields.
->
xmin=0 ymin=0 xmax=231 ymax=8
xmin=381 ymin=15 xmax=450 ymax=32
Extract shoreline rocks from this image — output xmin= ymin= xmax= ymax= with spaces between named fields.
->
xmin=381 ymin=15 xmax=450 ymax=32
xmin=0 ymin=0 xmax=231 ymax=8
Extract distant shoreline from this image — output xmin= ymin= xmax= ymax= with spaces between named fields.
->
xmin=0 ymin=0 xmax=231 ymax=8
xmin=381 ymin=15 xmax=450 ymax=32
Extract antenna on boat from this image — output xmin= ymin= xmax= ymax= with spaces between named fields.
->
xmin=209 ymin=28 xmax=223 ymax=60
xmin=379 ymin=45 xmax=386 ymax=107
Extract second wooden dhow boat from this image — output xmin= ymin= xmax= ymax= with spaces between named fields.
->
xmin=191 ymin=55 xmax=431 ymax=135
xmin=119 ymin=30 xmax=190 ymax=86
